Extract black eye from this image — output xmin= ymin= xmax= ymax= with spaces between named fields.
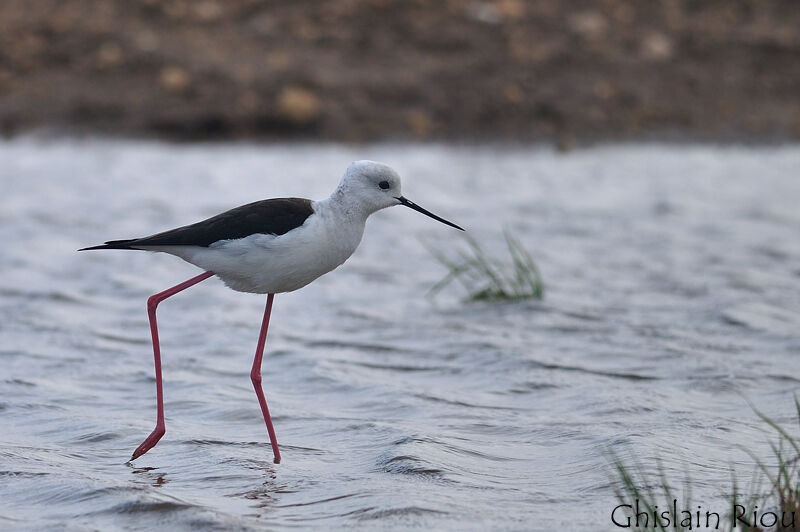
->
xmin=379 ymin=181 xmax=390 ymax=190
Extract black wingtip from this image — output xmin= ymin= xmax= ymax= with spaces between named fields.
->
xmin=78 ymin=239 xmax=140 ymax=251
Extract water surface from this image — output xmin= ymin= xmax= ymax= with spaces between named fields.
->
xmin=1 ymin=139 xmax=799 ymax=530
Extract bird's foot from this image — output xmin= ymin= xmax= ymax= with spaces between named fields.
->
xmin=130 ymin=425 xmax=165 ymax=461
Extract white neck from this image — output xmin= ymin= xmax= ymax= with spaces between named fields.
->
xmin=326 ymin=182 xmax=374 ymax=223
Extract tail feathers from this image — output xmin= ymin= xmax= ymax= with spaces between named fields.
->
xmin=78 ymin=239 xmax=142 ymax=251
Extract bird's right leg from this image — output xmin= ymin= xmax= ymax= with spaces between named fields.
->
xmin=251 ymin=293 xmax=281 ymax=464
xmin=130 ymin=270 xmax=215 ymax=461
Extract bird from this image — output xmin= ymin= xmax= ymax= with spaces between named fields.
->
xmin=80 ymin=160 xmax=463 ymax=464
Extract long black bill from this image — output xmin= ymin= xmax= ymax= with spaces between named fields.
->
xmin=396 ymin=196 xmax=464 ymax=231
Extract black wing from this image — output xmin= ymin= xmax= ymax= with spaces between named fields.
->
xmin=80 ymin=197 xmax=314 ymax=250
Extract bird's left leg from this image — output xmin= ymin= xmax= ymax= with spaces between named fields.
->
xmin=130 ymin=270 xmax=215 ymax=461
xmin=251 ymin=293 xmax=281 ymax=464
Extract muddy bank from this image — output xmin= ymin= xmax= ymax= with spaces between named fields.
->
xmin=1 ymin=0 xmax=799 ymax=142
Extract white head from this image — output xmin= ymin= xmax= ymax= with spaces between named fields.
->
xmin=333 ymin=160 xmax=464 ymax=230
xmin=334 ymin=160 xmax=403 ymax=214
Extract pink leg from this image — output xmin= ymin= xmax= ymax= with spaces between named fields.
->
xmin=130 ymin=270 xmax=215 ymax=461
xmin=251 ymin=294 xmax=281 ymax=464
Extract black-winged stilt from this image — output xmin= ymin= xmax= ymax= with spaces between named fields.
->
xmin=81 ymin=160 xmax=463 ymax=464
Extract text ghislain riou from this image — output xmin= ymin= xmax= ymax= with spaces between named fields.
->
xmin=612 ymin=500 xmax=797 ymax=529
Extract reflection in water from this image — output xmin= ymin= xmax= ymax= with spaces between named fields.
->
xmin=130 ymin=465 xmax=168 ymax=488
xmin=1 ymin=140 xmax=799 ymax=529
xmin=232 ymin=464 xmax=279 ymax=515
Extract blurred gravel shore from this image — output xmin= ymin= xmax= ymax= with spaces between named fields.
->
xmin=1 ymin=0 xmax=799 ymax=142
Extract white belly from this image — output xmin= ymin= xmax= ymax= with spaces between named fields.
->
xmin=152 ymin=204 xmax=365 ymax=294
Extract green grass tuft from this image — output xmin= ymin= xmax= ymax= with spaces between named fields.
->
xmin=613 ymin=399 xmax=800 ymax=531
xmin=425 ymin=230 xmax=544 ymax=302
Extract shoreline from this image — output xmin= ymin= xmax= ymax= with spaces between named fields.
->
xmin=1 ymin=1 xmax=799 ymax=143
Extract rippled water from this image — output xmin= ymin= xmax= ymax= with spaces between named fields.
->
xmin=2 ymin=139 xmax=799 ymax=530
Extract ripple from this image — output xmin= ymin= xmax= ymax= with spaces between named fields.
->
xmin=70 ymin=432 xmax=122 ymax=444
xmin=4 ymin=378 xmax=35 ymax=387
xmin=507 ymin=381 xmax=560 ymax=394
xmin=0 ymin=471 xmax=49 ymax=478
xmin=356 ymin=506 xmax=448 ymax=521
xmin=92 ymin=330 xmax=150 ymax=345
xmin=101 ymin=499 xmax=194 ymax=514
xmin=275 ymin=493 xmax=359 ymax=509
xmin=377 ymin=454 xmax=447 ymax=479
xmin=300 ymin=338 xmax=407 ymax=353
xmin=185 ymin=439 xmax=260 ymax=447
xmin=723 ymin=302 xmax=800 ymax=336
xmin=525 ymin=360 xmax=659 ymax=381
xmin=349 ymin=360 xmax=452 ymax=373
xmin=0 ymin=287 xmax=85 ymax=304
xmin=392 ymin=435 xmax=522 ymax=463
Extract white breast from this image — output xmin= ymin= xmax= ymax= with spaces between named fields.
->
xmin=158 ymin=200 xmax=366 ymax=294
